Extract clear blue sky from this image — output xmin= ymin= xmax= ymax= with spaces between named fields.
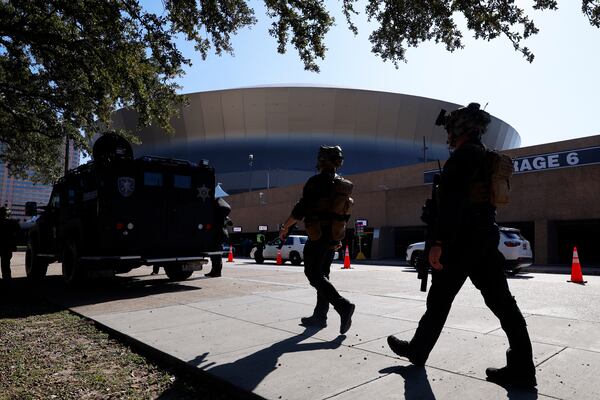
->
xmin=158 ymin=1 xmax=600 ymax=148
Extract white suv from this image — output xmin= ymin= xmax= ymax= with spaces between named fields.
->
xmin=405 ymin=227 xmax=533 ymax=275
xmin=251 ymin=235 xmax=308 ymax=265
xmin=250 ymin=235 xmax=339 ymax=265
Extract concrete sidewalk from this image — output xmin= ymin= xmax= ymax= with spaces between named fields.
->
xmin=10 ymin=254 xmax=600 ymax=399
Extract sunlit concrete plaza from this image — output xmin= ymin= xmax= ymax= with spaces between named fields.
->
xmin=9 ymin=253 xmax=600 ymax=400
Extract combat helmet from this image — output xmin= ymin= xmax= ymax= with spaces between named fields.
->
xmin=317 ymin=145 xmax=344 ymax=170
xmin=435 ymin=103 xmax=491 ymax=146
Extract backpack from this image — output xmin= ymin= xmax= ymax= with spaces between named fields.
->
xmin=304 ymin=175 xmax=354 ymax=242
xmin=486 ymin=150 xmax=514 ymax=207
xmin=330 ymin=176 xmax=354 ymax=240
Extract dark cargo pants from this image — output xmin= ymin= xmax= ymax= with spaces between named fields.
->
xmin=1 ymin=251 xmax=12 ymax=280
xmin=303 ymin=238 xmax=349 ymax=319
xmin=409 ymin=227 xmax=534 ymax=372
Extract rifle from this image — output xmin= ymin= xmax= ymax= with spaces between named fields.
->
xmin=278 ymin=223 xmax=297 ymax=249
xmin=417 ymin=163 xmax=442 ymax=292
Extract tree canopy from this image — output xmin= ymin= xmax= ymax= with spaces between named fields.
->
xmin=1 ymin=0 xmax=598 ymax=183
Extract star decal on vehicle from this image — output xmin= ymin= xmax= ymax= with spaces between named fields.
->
xmin=197 ymin=185 xmax=211 ymax=201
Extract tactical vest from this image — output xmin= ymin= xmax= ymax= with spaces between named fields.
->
xmin=304 ymin=175 xmax=354 ymax=242
xmin=469 ymin=149 xmax=513 ymax=207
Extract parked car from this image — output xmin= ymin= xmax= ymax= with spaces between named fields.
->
xmin=405 ymin=227 xmax=533 ymax=275
xmin=251 ymin=235 xmax=308 ymax=265
xmin=250 ymin=235 xmax=340 ymax=265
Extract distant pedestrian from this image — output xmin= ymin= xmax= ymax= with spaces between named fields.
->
xmin=387 ymin=103 xmax=536 ymax=388
xmin=0 ymin=207 xmax=21 ymax=282
xmin=205 ymin=197 xmax=231 ymax=278
xmin=279 ymin=146 xmax=355 ymax=334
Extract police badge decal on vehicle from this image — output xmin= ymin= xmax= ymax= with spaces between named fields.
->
xmin=197 ymin=184 xmax=211 ymax=202
xmin=117 ymin=177 xmax=135 ymax=197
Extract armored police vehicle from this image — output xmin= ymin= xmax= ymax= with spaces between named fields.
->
xmin=25 ymin=133 xmax=225 ymax=284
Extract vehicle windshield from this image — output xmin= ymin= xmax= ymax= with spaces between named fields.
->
xmin=501 ymin=231 xmax=521 ymax=240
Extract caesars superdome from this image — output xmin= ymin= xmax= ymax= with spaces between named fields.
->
xmin=111 ymin=86 xmax=520 ymax=194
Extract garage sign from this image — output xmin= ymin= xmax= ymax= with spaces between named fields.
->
xmin=512 ymin=146 xmax=600 ymax=173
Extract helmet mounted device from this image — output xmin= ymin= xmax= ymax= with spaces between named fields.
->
xmin=435 ymin=103 xmax=491 ymax=148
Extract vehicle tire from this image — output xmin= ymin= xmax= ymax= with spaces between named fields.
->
xmin=25 ymin=239 xmax=48 ymax=280
xmin=164 ymin=264 xmax=194 ymax=281
xmin=290 ymin=251 xmax=302 ymax=266
xmin=62 ymin=240 xmax=87 ymax=285
xmin=254 ymin=250 xmax=264 ymax=264
xmin=410 ymin=251 xmax=423 ymax=269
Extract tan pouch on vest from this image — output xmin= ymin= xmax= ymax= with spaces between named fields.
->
xmin=305 ymin=220 xmax=322 ymax=241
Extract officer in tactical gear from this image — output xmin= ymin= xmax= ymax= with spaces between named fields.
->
xmin=0 ymin=206 xmax=21 ymax=282
xmin=205 ymin=197 xmax=232 ymax=278
xmin=387 ymin=103 xmax=537 ymax=388
xmin=279 ymin=145 xmax=356 ymax=334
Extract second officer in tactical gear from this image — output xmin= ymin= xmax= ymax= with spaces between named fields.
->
xmin=387 ymin=103 xmax=537 ymax=388
xmin=279 ymin=146 xmax=356 ymax=334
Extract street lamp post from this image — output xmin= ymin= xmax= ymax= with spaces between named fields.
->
xmin=248 ymin=154 xmax=254 ymax=192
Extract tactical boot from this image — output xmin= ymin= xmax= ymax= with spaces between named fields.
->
xmin=387 ymin=336 xmax=425 ymax=367
xmin=338 ymin=302 xmax=355 ymax=334
xmin=300 ymin=315 xmax=327 ymax=328
xmin=204 ymin=271 xmax=221 ymax=278
xmin=485 ymin=366 xmax=537 ymax=388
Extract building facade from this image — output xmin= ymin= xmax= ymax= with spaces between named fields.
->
xmin=0 ymin=141 xmax=79 ymax=222
xmin=224 ymin=135 xmax=600 ymax=266
xmin=111 ymin=86 xmax=520 ymax=194
xmin=109 ymin=86 xmax=600 ymax=266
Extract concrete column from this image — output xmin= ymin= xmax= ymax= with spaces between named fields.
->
xmin=371 ymin=226 xmax=395 ymax=259
xmin=534 ymin=219 xmax=549 ymax=264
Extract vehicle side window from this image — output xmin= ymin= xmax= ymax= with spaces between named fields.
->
xmin=270 ymin=238 xmax=282 ymax=247
xmin=174 ymin=174 xmax=191 ymax=189
xmin=144 ymin=172 xmax=163 ymax=187
xmin=299 ymin=237 xmax=307 ymax=244
xmin=50 ymin=193 xmax=60 ymax=208
xmin=284 ymin=236 xmax=294 ymax=245
xmin=68 ymin=189 xmax=76 ymax=205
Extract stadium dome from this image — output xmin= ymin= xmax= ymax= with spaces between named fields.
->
xmin=111 ymin=86 xmax=520 ymax=193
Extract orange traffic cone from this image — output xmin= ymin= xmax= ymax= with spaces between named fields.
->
xmin=276 ymin=248 xmax=283 ymax=265
xmin=227 ymin=244 xmax=234 ymax=263
xmin=342 ymin=245 xmax=351 ymax=269
xmin=568 ymin=246 xmax=586 ymax=284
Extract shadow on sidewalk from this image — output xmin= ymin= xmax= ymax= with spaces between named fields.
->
xmin=380 ymin=365 xmax=538 ymax=400
xmin=380 ymin=365 xmax=436 ymax=400
xmin=0 ymin=278 xmax=63 ymax=319
xmin=189 ymin=327 xmax=346 ymax=392
xmin=0 ymin=275 xmax=201 ymax=318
